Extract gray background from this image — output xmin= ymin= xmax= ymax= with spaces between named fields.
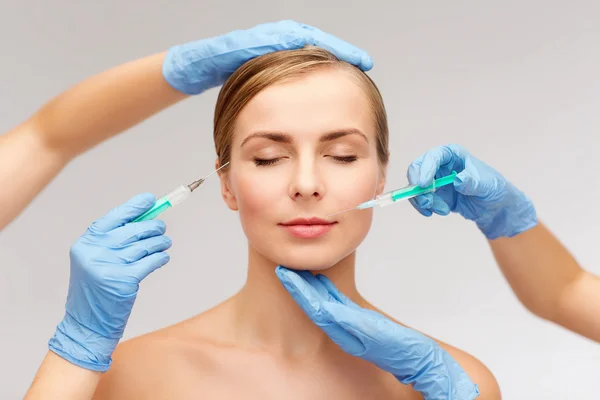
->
xmin=1 ymin=1 xmax=599 ymax=398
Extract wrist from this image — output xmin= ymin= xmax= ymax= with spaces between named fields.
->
xmin=394 ymin=345 xmax=479 ymax=399
xmin=162 ymin=42 xmax=210 ymax=95
xmin=48 ymin=312 xmax=119 ymax=372
xmin=479 ymin=188 xmax=538 ymax=240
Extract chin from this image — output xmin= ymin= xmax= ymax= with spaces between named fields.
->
xmin=261 ymin=242 xmax=359 ymax=271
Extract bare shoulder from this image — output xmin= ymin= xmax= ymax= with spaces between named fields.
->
xmin=365 ymin=303 xmax=501 ymax=399
xmin=434 ymin=338 xmax=501 ymax=399
xmin=92 ymin=321 xmax=219 ymax=399
xmin=92 ymin=332 xmax=177 ymax=399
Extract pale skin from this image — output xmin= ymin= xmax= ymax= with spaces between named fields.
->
xmin=92 ymin=68 xmax=500 ymax=399
xmin=490 ymin=223 xmax=600 ymax=342
xmin=0 ymin=51 xmax=186 ymax=231
xmin=12 ymin=52 xmax=594 ymax=398
xmin=20 ymin=52 xmax=187 ymax=400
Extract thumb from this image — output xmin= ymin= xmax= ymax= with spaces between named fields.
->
xmin=321 ymin=302 xmax=367 ymax=356
xmin=454 ymin=169 xmax=483 ymax=197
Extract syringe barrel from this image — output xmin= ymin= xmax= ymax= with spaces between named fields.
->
xmin=166 ymin=185 xmax=192 ymax=206
xmin=374 ymin=192 xmax=395 ymax=207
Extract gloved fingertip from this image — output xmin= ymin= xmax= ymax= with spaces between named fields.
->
xmin=453 ymin=170 xmax=473 ymax=195
xmin=430 ymin=195 xmax=451 ymax=215
xmin=155 ymin=219 xmax=166 ymax=231
xmin=275 ymin=265 xmax=289 ymax=280
xmin=141 ymin=252 xmax=170 ymax=277
xmin=432 ymin=205 xmax=451 ymax=216
xmin=419 ymin=173 xmax=435 ymax=189
xmin=132 ymin=192 xmax=157 ymax=208
xmin=415 ymin=207 xmax=433 ymax=217
xmin=415 ymin=193 xmax=433 ymax=209
xmin=299 ymin=22 xmax=315 ymax=31
xmin=360 ymin=53 xmax=374 ymax=71
xmin=408 ymin=198 xmax=433 ymax=217
xmin=275 ymin=267 xmax=304 ymax=293
xmin=454 ymin=173 xmax=464 ymax=187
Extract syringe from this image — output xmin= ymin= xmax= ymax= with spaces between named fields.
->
xmin=133 ymin=162 xmax=229 ymax=222
xmin=329 ymin=171 xmax=457 ymax=217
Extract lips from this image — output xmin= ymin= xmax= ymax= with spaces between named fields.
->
xmin=279 ymin=217 xmax=337 ymax=239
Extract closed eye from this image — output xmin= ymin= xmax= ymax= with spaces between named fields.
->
xmin=254 ymin=157 xmax=281 ymax=166
xmin=254 ymin=156 xmax=358 ymax=166
xmin=330 ymin=155 xmax=358 ymax=163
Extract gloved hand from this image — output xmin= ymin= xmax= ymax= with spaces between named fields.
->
xmin=162 ymin=20 xmax=373 ymax=95
xmin=407 ymin=144 xmax=538 ymax=239
xmin=48 ymin=193 xmax=172 ymax=372
xmin=276 ymin=266 xmax=479 ymax=400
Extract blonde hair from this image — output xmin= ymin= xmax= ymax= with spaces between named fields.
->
xmin=213 ymin=47 xmax=389 ymax=167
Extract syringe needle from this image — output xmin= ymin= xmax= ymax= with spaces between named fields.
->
xmin=188 ymin=162 xmax=229 ymax=191
xmin=327 ymin=206 xmax=357 ymax=218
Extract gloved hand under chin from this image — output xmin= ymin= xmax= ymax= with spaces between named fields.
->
xmin=276 ymin=266 xmax=479 ymax=400
xmin=162 ymin=20 xmax=373 ymax=95
xmin=407 ymin=144 xmax=538 ymax=240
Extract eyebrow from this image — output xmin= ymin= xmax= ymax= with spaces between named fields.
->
xmin=240 ymin=128 xmax=369 ymax=147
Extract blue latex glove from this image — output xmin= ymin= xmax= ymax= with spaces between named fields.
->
xmin=162 ymin=20 xmax=374 ymax=95
xmin=48 ymin=193 xmax=172 ymax=372
xmin=276 ymin=266 xmax=479 ymax=400
xmin=407 ymin=144 xmax=538 ymax=240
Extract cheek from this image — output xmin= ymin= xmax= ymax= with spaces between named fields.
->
xmin=325 ymin=161 xmax=379 ymax=245
xmin=231 ymin=170 xmax=284 ymax=222
xmin=326 ymin=162 xmax=380 ymax=211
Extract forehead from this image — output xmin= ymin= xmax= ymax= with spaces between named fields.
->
xmin=234 ymin=68 xmax=374 ymax=141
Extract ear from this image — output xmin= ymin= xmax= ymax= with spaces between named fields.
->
xmin=375 ymin=156 xmax=389 ymax=196
xmin=216 ymin=159 xmax=238 ymax=211
xmin=375 ymin=174 xmax=386 ymax=196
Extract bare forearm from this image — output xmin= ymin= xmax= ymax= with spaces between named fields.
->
xmin=489 ymin=222 xmax=600 ymax=341
xmin=0 ymin=124 xmax=66 ymax=229
xmin=557 ymin=270 xmax=600 ymax=341
xmin=25 ymin=351 xmax=102 ymax=400
xmin=0 ymin=52 xmax=187 ymax=230
xmin=31 ymin=52 xmax=186 ymax=156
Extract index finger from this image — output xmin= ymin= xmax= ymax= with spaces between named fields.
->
xmin=89 ymin=193 xmax=156 ymax=234
xmin=417 ymin=144 xmax=467 ymax=187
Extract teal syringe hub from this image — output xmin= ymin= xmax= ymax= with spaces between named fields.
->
xmin=392 ymin=170 xmax=457 ymax=201
xmin=133 ymin=196 xmax=172 ymax=222
xmin=132 ymin=184 xmax=193 ymax=222
xmin=358 ymin=170 xmax=458 ymax=209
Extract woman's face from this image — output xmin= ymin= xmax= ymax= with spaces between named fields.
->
xmin=219 ymin=68 xmax=386 ymax=270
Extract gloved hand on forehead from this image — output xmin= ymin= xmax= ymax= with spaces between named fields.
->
xmin=407 ymin=144 xmax=538 ymax=240
xmin=162 ymin=20 xmax=373 ymax=95
xmin=276 ymin=266 xmax=480 ymax=400
xmin=48 ymin=193 xmax=172 ymax=372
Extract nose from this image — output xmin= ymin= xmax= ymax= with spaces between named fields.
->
xmin=288 ymin=157 xmax=325 ymax=202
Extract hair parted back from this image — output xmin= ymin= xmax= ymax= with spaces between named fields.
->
xmin=213 ymin=46 xmax=389 ymax=168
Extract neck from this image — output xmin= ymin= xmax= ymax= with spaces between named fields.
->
xmin=232 ymin=245 xmax=363 ymax=358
